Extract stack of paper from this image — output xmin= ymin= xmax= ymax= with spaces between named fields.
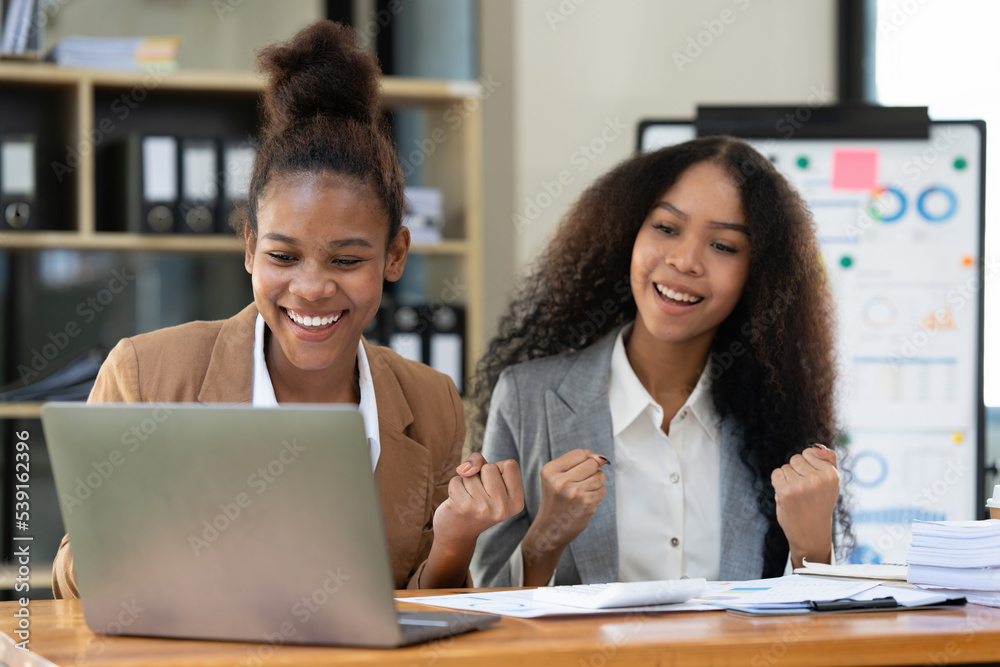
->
xmin=48 ymin=35 xmax=181 ymax=71
xmin=907 ymin=519 xmax=1000 ymax=607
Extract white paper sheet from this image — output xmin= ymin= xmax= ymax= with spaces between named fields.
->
xmin=697 ymin=576 xmax=879 ymax=608
xmin=399 ymin=589 xmax=718 ymax=618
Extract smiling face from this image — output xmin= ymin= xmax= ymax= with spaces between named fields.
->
xmin=629 ymin=160 xmax=750 ymax=351
xmin=245 ymin=172 xmax=407 ymax=394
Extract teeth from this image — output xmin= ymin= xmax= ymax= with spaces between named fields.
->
xmin=287 ymin=309 xmax=342 ymax=327
xmin=655 ymin=284 xmax=701 ymax=303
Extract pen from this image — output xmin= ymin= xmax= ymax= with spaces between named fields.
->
xmin=810 ymin=596 xmax=899 ymax=612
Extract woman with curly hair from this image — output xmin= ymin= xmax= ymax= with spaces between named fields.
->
xmin=52 ymin=20 xmax=522 ymax=598
xmin=470 ymin=136 xmax=851 ymax=587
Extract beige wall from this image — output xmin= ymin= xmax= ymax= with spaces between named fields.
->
xmin=479 ymin=0 xmax=518 ymax=340
xmin=480 ymin=0 xmax=838 ymax=329
xmin=43 ymin=0 xmax=323 ymax=70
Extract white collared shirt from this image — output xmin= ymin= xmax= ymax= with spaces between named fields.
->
xmin=251 ymin=313 xmax=381 ymax=472
xmin=509 ymin=325 xmax=721 ymax=585
xmin=609 ymin=324 xmax=721 ymax=581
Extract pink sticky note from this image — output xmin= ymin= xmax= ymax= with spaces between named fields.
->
xmin=831 ymin=149 xmax=879 ymax=190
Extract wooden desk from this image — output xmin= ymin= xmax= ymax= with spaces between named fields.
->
xmin=2 ymin=592 xmax=1000 ymax=666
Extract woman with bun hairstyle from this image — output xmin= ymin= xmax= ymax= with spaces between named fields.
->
xmin=53 ymin=20 xmax=522 ymax=598
xmin=469 ymin=136 xmax=851 ymax=587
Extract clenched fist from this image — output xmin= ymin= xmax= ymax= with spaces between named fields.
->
xmin=521 ymin=449 xmax=609 ymax=585
xmin=433 ymin=452 xmax=525 ymax=547
xmin=418 ymin=453 xmax=525 ymax=588
xmin=772 ymin=444 xmax=840 ymax=568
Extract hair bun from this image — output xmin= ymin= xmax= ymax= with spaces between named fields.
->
xmin=257 ymin=20 xmax=381 ymax=137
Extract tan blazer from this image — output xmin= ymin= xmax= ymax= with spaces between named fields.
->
xmin=52 ymin=304 xmax=467 ymax=597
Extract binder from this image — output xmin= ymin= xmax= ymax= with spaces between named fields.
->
xmin=426 ymin=305 xmax=465 ymax=393
xmin=220 ymin=140 xmax=255 ymax=234
xmin=389 ymin=305 xmax=424 ymax=363
xmin=178 ymin=138 xmax=219 ymax=234
xmin=383 ymin=303 xmax=465 ymax=391
xmin=0 ymin=133 xmax=37 ymax=230
xmin=113 ymin=134 xmax=180 ymax=233
xmin=118 ymin=134 xmax=179 ymax=233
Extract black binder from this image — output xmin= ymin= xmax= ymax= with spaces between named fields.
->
xmin=389 ymin=305 xmax=424 ymax=363
xmin=114 ymin=134 xmax=179 ymax=234
xmin=220 ymin=139 xmax=255 ymax=234
xmin=426 ymin=304 xmax=465 ymax=393
xmin=178 ymin=138 xmax=220 ymax=234
xmin=0 ymin=132 xmax=37 ymax=230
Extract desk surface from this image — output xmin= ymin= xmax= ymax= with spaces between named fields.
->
xmin=2 ymin=591 xmax=1000 ymax=667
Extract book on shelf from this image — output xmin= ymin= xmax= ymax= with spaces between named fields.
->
xmin=1 ymin=0 xmax=35 ymax=55
xmin=47 ymin=34 xmax=181 ymax=71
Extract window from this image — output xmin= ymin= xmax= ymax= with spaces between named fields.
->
xmin=874 ymin=0 xmax=1000 ymax=405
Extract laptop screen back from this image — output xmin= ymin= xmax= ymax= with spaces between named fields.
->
xmin=43 ymin=402 xmax=405 ymax=646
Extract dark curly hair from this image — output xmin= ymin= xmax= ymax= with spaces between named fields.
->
xmin=232 ymin=20 xmax=405 ymax=250
xmin=471 ymin=136 xmax=853 ymax=576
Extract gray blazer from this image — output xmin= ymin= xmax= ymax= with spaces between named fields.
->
xmin=471 ymin=325 xmax=770 ymax=587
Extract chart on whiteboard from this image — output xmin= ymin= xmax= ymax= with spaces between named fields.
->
xmin=766 ymin=125 xmax=983 ymax=565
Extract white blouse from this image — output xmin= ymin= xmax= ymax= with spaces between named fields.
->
xmin=251 ymin=313 xmax=381 ymax=472
xmin=608 ymin=324 xmax=721 ymax=581
xmin=509 ymin=324 xmax=722 ymax=584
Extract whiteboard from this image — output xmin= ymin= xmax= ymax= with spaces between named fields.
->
xmin=639 ymin=120 xmax=986 ymax=565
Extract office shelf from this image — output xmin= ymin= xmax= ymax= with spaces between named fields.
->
xmin=0 ymin=61 xmax=484 ymax=371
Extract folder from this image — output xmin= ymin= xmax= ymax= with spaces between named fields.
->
xmin=426 ymin=305 xmax=465 ymax=394
xmin=178 ymin=138 xmax=219 ymax=234
xmin=0 ymin=133 xmax=37 ymax=230
xmin=220 ymin=140 xmax=255 ymax=234
xmin=389 ymin=305 xmax=424 ymax=363
xmin=116 ymin=134 xmax=179 ymax=233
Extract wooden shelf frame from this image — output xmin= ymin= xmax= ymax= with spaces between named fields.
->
xmin=0 ymin=62 xmax=484 ymax=102
xmin=0 ymin=232 xmax=471 ymax=255
xmin=0 ymin=402 xmax=43 ymax=419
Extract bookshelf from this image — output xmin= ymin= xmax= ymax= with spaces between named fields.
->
xmin=0 ymin=62 xmax=486 ymax=422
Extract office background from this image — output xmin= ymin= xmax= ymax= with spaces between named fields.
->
xmin=1 ymin=0 xmax=997 ymax=595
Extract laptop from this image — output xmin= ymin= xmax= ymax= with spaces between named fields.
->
xmin=41 ymin=402 xmax=499 ymax=648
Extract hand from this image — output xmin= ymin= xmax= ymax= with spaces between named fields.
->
xmin=772 ymin=444 xmax=840 ymax=568
xmin=432 ymin=452 xmax=525 ymax=551
xmin=526 ymin=449 xmax=609 ymax=555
